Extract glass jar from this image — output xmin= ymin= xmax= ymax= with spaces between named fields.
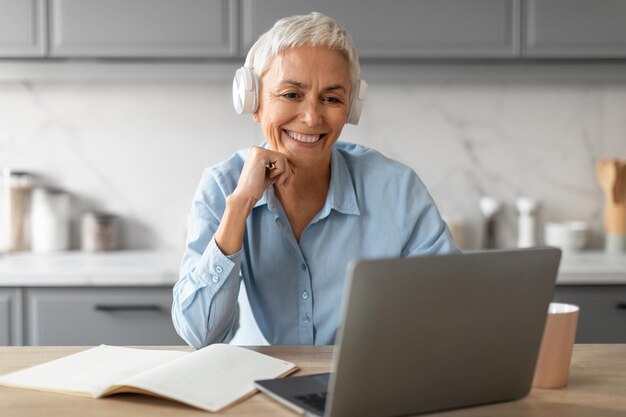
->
xmin=81 ymin=211 xmax=118 ymax=252
xmin=0 ymin=169 xmax=35 ymax=252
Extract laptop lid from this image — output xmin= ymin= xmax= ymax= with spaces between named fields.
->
xmin=325 ymin=247 xmax=561 ymax=417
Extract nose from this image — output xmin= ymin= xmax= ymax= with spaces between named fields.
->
xmin=300 ymin=98 xmax=323 ymax=127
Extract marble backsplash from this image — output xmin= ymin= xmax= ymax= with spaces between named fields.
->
xmin=1 ymin=65 xmax=625 ymax=251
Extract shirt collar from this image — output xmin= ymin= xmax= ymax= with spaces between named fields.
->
xmin=325 ymin=146 xmax=360 ymax=216
xmin=252 ymin=145 xmax=361 ymax=216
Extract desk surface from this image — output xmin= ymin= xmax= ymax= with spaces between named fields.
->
xmin=1 ymin=344 xmax=625 ymax=417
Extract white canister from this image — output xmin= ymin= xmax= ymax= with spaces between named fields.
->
xmin=30 ymin=188 xmax=71 ymax=253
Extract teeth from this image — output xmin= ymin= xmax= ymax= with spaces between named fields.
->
xmin=286 ymin=130 xmax=321 ymax=143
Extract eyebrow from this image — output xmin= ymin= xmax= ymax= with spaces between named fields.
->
xmin=278 ymin=80 xmax=346 ymax=93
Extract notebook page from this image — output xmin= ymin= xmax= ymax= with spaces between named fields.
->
xmin=0 ymin=345 xmax=187 ymax=397
xmin=116 ymin=344 xmax=297 ymax=412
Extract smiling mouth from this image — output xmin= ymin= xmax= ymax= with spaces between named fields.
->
xmin=284 ymin=129 xmax=325 ymax=143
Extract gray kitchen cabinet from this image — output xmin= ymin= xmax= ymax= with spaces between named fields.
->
xmin=0 ymin=0 xmax=45 ymax=57
xmin=524 ymin=0 xmax=626 ymax=57
xmin=242 ymin=0 xmax=521 ymax=58
xmin=25 ymin=287 xmax=185 ymax=346
xmin=0 ymin=288 xmax=22 ymax=346
xmin=48 ymin=0 xmax=237 ymax=57
xmin=554 ymin=285 xmax=626 ymax=343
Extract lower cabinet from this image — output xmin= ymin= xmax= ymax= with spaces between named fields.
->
xmin=25 ymin=287 xmax=185 ymax=346
xmin=0 ymin=288 xmax=22 ymax=345
xmin=7 ymin=284 xmax=626 ymax=345
xmin=554 ymin=285 xmax=626 ymax=343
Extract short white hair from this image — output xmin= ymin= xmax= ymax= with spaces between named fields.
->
xmin=245 ymin=12 xmax=360 ymax=85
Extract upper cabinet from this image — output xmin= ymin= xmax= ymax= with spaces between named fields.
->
xmin=48 ymin=0 xmax=237 ymax=58
xmin=524 ymin=0 xmax=626 ymax=57
xmin=0 ymin=0 xmax=45 ymax=57
xmin=2 ymin=0 xmax=626 ymax=60
xmin=242 ymin=0 xmax=520 ymax=58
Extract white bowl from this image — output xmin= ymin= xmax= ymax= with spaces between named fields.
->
xmin=544 ymin=221 xmax=588 ymax=251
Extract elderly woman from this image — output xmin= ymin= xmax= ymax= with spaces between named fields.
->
xmin=172 ymin=12 xmax=457 ymax=349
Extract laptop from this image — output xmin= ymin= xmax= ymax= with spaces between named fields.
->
xmin=254 ymin=248 xmax=561 ymax=417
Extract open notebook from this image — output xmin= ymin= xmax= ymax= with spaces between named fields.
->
xmin=0 ymin=344 xmax=297 ymax=412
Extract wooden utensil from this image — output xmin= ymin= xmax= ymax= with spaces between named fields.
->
xmin=616 ymin=161 xmax=626 ymax=204
xmin=597 ymin=159 xmax=626 ymax=235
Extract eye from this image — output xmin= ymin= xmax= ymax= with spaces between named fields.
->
xmin=282 ymin=92 xmax=300 ymax=100
xmin=323 ymin=96 xmax=343 ymax=104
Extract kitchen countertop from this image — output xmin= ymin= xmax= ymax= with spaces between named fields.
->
xmin=557 ymin=250 xmax=626 ymax=284
xmin=0 ymin=249 xmax=625 ymax=286
xmin=0 ymin=250 xmax=181 ymax=286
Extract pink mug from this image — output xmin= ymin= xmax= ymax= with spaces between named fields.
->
xmin=532 ymin=303 xmax=580 ymax=389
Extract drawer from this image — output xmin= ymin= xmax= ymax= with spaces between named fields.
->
xmin=25 ymin=287 xmax=185 ymax=346
xmin=554 ymin=286 xmax=626 ymax=343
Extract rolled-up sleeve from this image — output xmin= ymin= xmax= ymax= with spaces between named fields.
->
xmin=172 ymin=170 xmax=243 ymax=349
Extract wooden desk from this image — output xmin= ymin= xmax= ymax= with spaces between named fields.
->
xmin=1 ymin=345 xmax=625 ymax=417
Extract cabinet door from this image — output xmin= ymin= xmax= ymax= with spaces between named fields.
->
xmin=25 ymin=287 xmax=185 ymax=346
xmin=554 ymin=286 xmax=626 ymax=343
xmin=524 ymin=0 xmax=626 ymax=57
xmin=242 ymin=0 xmax=520 ymax=58
xmin=0 ymin=0 xmax=45 ymax=57
xmin=0 ymin=288 xmax=22 ymax=346
xmin=49 ymin=0 xmax=237 ymax=57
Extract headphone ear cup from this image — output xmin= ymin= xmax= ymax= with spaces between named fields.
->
xmin=347 ymin=79 xmax=367 ymax=125
xmin=232 ymin=67 xmax=259 ymax=114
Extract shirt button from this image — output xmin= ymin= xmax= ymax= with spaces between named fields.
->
xmin=301 ymin=263 xmax=307 ymax=271
xmin=215 ymin=265 xmax=223 ymax=274
xmin=304 ymin=315 xmax=311 ymax=324
xmin=302 ymin=291 xmax=309 ymax=299
xmin=212 ymin=276 xmax=219 ymax=283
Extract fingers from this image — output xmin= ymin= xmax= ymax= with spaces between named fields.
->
xmin=241 ymin=146 xmax=294 ymax=195
xmin=267 ymin=159 xmax=294 ymax=187
xmin=257 ymin=148 xmax=293 ymax=186
xmin=272 ymin=168 xmax=292 ymax=187
xmin=264 ymin=156 xmax=288 ymax=174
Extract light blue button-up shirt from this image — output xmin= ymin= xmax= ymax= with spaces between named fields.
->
xmin=172 ymin=142 xmax=457 ymax=348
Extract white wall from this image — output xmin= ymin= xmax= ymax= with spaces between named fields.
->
xmin=1 ymin=64 xmax=625 ymax=251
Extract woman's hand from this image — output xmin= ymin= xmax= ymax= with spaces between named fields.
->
xmin=232 ymin=146 xmax=294 ymax=204
xmin=214 ymin=146 xmax=294 ymax=255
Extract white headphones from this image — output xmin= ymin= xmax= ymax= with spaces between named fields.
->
xmin=232 ymin=66 xmax=367 ymax=125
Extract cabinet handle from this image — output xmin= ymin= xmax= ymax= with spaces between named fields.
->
xmin=94 ymin=304 xmax=163 ymax=312
xmin=616 ymin=302 xmax=626 ymax=310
